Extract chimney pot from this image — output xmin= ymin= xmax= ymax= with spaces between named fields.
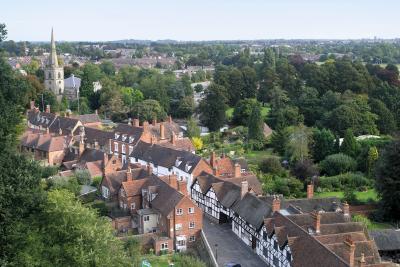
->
xmin=344 ymin=236 xmax=356 ymax=267
xmin=127 ymin=166 xmax=132 ymax=181
xmin=210 ymin=151 xmax=217 ymax=169
xmin=171 ymin=133 xmax=176 ymax=145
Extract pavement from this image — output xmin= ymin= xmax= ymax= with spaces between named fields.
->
xmin=202 ymin=216 xmax=266 ymax=267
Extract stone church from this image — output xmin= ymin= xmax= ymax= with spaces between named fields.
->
xmin=44 ymin=29 xmax=64 ymax=101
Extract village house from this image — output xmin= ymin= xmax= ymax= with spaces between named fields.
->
xmin=129 ymin=141 xmax=213 ymax=193
xmin=110 ymin=117 xmax=194 ymax=164
xmin=20 ymin=129 xmax=72 ymax=165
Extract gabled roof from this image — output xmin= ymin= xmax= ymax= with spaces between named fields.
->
xmin=212 ymin=181 xmax=241 ymax=208
xmin=27 ymin=110 xmax=57 ymax=129
xmin=85 ymin=160 xmax=103 ymax=177
xmin=113 ymin=123 xmax=144 ymax=146
xmin=222 ymin=175 xmax=263 ymax=195
xmin=281 ymin=197 xmax=342 ymax=214
xmin=49 ymin=116 xmax=80 ymax=135
xmin=130 ymin=141 xmax=203 ymax=174
xmin=192 ymin=172 xmax=223 ymax=193
xmin=102 ymin=171 xmax=126 ymax=196
xmin=231 ymin=193 xmax=271 ymax=230
xmin=83 ymin=127 xmax=113 ymax=147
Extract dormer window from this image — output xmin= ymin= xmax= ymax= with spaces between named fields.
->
xmin=122 ymin=134 xmax=127 ymax=142
xmin=185 ymin=163 xmax=192 ymax=172
xmin=114 ymin=132 xmax=120 ymax=140
xmin=129 ymin=136 xmax=134 ymax=143
xmin=175 ymin=157 xmax=182 ymax=167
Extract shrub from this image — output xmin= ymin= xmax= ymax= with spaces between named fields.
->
xmin=47 ymin=176 xmax=81 ymax=196
xmin=259 ymin=157 xmax=284 ymax=175
xmin=318 ymin=172 xmax=371 ymax=191
xmin=319 ymin=153 xmax=357 ymax=176
xmin=75 ymin=169 xmax=91 ymax=185
xmin=352 ymin=215 xmax=372 ymax=229
xmin=92 ymin=176 xmax=102 ymax=188
xmin=40 ymin=165 xmax=59 ymax=178
xmin=291 ymin=159 xmax=319 ymax=181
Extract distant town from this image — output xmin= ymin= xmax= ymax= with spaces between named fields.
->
xmin=1 ymin=22 xmax=400 ymax=267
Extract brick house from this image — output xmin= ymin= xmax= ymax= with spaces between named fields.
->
xmin=20 ymin=129 xmax=72 ymax=165
xmin=117 ymin=167 xmax=203 ymax=253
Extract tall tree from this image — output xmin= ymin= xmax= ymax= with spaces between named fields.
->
xmin=312 ymin=128 xmax=336 ymax=162
xmin=340 ymin=129 xmax=359 ymax=158
xmin=248 ymin=103 xmax=265 ymax=150
xmin=199 ymin=83 xmax=228 ymax=131
xmin=375 ymin=140 xmax=400 ymax=220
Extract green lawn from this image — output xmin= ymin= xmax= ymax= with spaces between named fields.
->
xmin=315 ymin=189 xmax=378 ymax=202
xmin=142 ymin=254 xmax=171 ymax=267
xmin=225 ymin=106 xmax=270 ymax=121
xmin=243 ymin=149 xmax=275 ymax=164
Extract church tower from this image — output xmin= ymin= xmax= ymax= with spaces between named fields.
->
xmin=45 ymin=28 xmax=64 ymax=100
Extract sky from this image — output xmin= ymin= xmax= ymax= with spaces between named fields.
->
xmin=2 ymin=0 xmax=400 ymax=41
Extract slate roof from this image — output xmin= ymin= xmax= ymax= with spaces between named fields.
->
xmin=113 ymin=123 xmax=144 ymax=146
xmin=79 ymin=148 xmax=104 ymax=164
xmin=222 ymin=175 xmax=263 ymax=195
xmin=369 ymin=230 xmax=400 ymax=251
xmin=212 ymin=181 xmax=241 ymax=208
xmin=281 ymin=197 xmax=342 ymax=214
xmin=130 ymin=141 xmax=203 ymax=174
xmin=102 ymin=171 xmax=127 ymax=196
xmin=83 ymin=127 xmax=113 ymax=148
xmin=192 ymin=172 xmax=223 ymax=193
xmin=64 ymin=75 xmax=81 ymax=89
xmin=148 ymin=178 xmax=184 ymax=217
xmin=27 ymin=110 xmax=57 ymax=129
xmin=231 ymin=193 xmax=272 ymax=230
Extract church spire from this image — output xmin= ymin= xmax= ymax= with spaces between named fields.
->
xmin=48 ymin=27 xmax=58 ymax=67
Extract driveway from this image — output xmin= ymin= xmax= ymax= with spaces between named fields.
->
xmin=202 ymin=216 xmax=266 ymax=267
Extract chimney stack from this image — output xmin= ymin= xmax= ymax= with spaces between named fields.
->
xmin=344 ymin=236 xmax=356 ymax=267
xmin=160 ymin=124 xmax=165 ymax=139
xmin=307 ymin=183 xmax=314 ymax=199
xmin=133 ymin=118 xmax=140 ymax=127
xmin=127 ymin=166 xmax=132 ymax=181
xmin=241 ymin=180 xmax=248 ymax=199
xmin=311 ymin=210 xmax=321 ymax=234
xmin=171 ymin=133 xmax=176 ymax=145
xmin=103 ymin=152 xmax=109 ymax=173
xmin=178 ymin=180 xmax=188 ymax=196
xmin=210 ymin=151 xmax=217 ymax=169
xmin=234 ymin=163 xmax=241 ymax=178
xmin=45 ymin=104 xmax=50 ymax=113
xmin=343 ymin=202 xmax=350 ymax=218
xmin=272 ymin=195 xmax=281 ymax=212
xmin=30 ymin=100 xmax=35 ymax=110
xmin=95 ymin=109 xmax=98 ymax=115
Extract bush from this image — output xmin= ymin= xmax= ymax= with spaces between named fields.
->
xmin=47 ymin=176 xmax=81 ymax=196
xmin=92 ymin=176 xmax=102 ymax=188
xmin=319 ymin=153 xmax=357 ymax=176
xmin=318 ymin=172 xmax=371 ymax=191
xmin=291 ymin=159 xmax=319 ymax=181
xmin=91 ymin=200 xmax=109 ymax=216
xmin=40 ymin=165 xmax=59 ymax=178
xmin=272 ymin=176 xmax=304 ymax=198
xmin=259 ymin=157 xmax=283 ymax=175
xmin=352 ymin=214 xmax=372 ymax=229
xmin=75 ymin=169 xmax=91 ymax=185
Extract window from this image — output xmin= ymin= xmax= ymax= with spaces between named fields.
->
xmin=114 ymin=143 xmax=118 ymax=152
xmin=122 ymin=145 xmax=126 ymax=154
xmin=177 ymin=240 xmax=186 ymax=246
xmin=263 ymin=246 xmax=269 ymax=258
xmin=274 ymin=240 xmax=278 ymax=250
xmin=189 ymin=222 xmax=195 ymax=229
xmin=286 ymin=251 xmax=292 ymax=262
xmin=175 ymin=224 xmax=182 ymax=230
xmin=161 ymin=243 xmax=168 ymax=250
xmin=207 ymin=207 xmax=212 ymax=214
xmin=130 ymin=203 xmax=135 ymax=210
xmin=273 ymin=256 xmax=279 ymax=266
xmin=189 ymin=236 xmax=196 ymax=242
xmin=102 ymin=186 xmax=110 ymax=199
xmin=176 ymin=208 xmax=183 ymax=215
xmin=143 ymin=215 xmax=150 ymax=222
xmin=188 ymin=207 xmax=194 ymax=214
